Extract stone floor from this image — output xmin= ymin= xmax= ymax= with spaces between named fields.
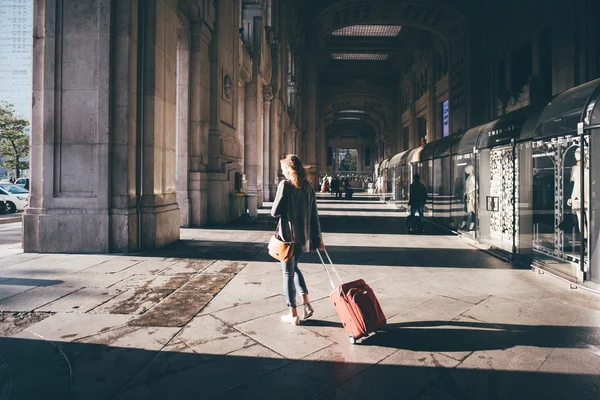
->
xmin=0 ymin=194 xmax=599 ymax=399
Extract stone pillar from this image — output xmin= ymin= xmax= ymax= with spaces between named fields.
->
xmin=177 ymin=18 xmax=191 ymax=228
xmin=305 ymin=33 xmax=318 ymax=187
xmin=262 ymin=85 xmax=273 ymax=201
xmin=137 ymin=0 xmax=181 ymax=250
xmin=269 ymin=97 xmax=282 ymax=199
xmin=189 ymin=21 xmax=212 ymax=227
xmin=244 ymin=80 xmax=259 ymax=218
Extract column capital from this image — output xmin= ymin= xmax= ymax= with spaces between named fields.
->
xmin=263 ymin=85 xmax=274 ymax=102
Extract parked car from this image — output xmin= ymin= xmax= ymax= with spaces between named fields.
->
xmin=14 ymin=178 xmax=29 ymax=190
xmin=0 ymin=198 xmax=6 ymax=214
xmin=0 ymin=185 xmax=28 ymax=213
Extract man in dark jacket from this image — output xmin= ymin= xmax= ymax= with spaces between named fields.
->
xmin=409 ymin=174 xmax=427 ymax=225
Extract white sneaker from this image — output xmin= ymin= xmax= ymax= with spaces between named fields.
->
xmin=303 ymin=304 xmax=314 ymax=320
xmin=281 ymin=313 xmax=300 ymax=325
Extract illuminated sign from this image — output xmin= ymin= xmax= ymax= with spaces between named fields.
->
xmin=442 ymin=100 xmax=449 ymax=137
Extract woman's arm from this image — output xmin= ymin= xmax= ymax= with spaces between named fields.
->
xmin=271 ymin=180 xmax=287 ymax=218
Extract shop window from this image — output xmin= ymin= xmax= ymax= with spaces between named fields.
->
xmin=364 ymin=148 xmax=370 ymax=166
xmin=327 ymin=147 xmax=333 ymax=166
xmin=532 ymin=137 xmax=589 ymax=265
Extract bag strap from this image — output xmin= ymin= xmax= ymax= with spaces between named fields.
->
xmin=316 ymin=248 xmax=343 ymax=290
xmin=276 ymin=218 xmax=295 ymax=242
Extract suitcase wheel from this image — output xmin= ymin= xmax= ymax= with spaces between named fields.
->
xmin=349 ymin=336 xmax=356 ymax=345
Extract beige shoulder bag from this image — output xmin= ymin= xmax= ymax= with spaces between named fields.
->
xmin=268 ymin=219 xmax=295 ymax=262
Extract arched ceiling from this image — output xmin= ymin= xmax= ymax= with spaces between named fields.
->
xmin=316 ymin=0 xmax=466 ymax=46
xmin=323 ymin=94 xmax=394 ymax=142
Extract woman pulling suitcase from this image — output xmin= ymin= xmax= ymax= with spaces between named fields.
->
xmin=271 ymin=154 xmax=325 ymax=325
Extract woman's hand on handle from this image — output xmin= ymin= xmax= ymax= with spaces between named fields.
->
xmin=318 ymin=241 xmax=326 ymax=251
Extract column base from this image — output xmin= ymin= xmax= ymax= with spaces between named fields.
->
xmin=23 ymin=208 xmax=110 ymax=253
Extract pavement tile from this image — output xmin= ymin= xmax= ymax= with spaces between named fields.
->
xmin=116 ymin=343 xmax=288 ymax=400
xmin=55 ymin=271 xmax=136 ymax=288
xmin=460 ymin=295 xmax=529 ymax=324
xmin=158 ymin=258 xmax=216 ymax=275
xmin=129 ymin=292 xmax=213 ymax=327
xmin=75 ymin=325 xmax=180 ymax=350
xmin=516 ymin=296 xmax=586 ymax=326
xmin=459 ymin=345 xmax=553 ymax=371
xmin=11 ymin=313 xmax=132 ymax=341
xmin=341 ymin=351 xmax=459 ymax=400
xmin=200 ymin=260 xmax=247 ymax=274
xmin=118 ymin=258 xmax=179 ymax=275
xmin=212 ymin=294 xmax=288 ymax=325
xmin=178 ymin=272 xmax=234 ymax=293
xmin=221 ymin=342 xmax=396 ymax=400
xmin=78 ymin=257 xmax=143 ymax=274
xmin=90 ymin=288 xmax=173 ymax=315
xmin=235 ymin=312 xmax=334 ymax=359
xmin=0 ymin=286 xmax=81 ymax=312
xmin=64 ymin=327 xmax=179 ymax=400
xmin=0 ymin=311 xmax=53 ymax=336
xmin=0 ymin=283 xmax=34 ymax=301
xmin=538 ymin=347 xmax=600 ymax=375
xmin=36 ymin=287 xmax=123 ymax=313
xmin=198 ymin=292 xmax=248 ymax=316
xmin=110 ymin=274 xmax=193 ymax=291
xmin=177 ymin=314 xmax=255 ymax=358
xmin=386 ymin=295 xmax=473 ymax=323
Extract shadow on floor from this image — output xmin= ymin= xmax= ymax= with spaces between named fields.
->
xmin=0 ymin=332 xmax=598 ymax=399
xmin=145 ymin=240 xmax=516 ymax=270
xmin=304 ymin=319 xmax=600 ymax=352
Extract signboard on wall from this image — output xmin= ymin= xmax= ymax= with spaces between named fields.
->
xmin=442 ymin=100 xmax=450 ymax=137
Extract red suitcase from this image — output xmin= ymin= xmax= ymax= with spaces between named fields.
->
xmin=317 ymin=249 xmax=387 ymax=344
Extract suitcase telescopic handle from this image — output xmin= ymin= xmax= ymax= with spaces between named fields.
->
xmin=316 ymin=248 xmax=343 ymax=290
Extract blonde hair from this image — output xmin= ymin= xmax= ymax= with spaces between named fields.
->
xmin=280 ymin=154 xmax=310 ymax=189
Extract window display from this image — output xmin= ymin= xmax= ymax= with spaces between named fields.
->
xmin=451 ymin=152 xmax=477 ymax=235
xmin=489 ymin=147 xmax=519 ymax=247
xmin=532 ymin=135 xmax=589 ymax=265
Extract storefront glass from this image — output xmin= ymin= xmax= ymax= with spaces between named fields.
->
xmin=451 ymin=152 xmax=477 ymax=234
xmin=478 ymin=146 xmax=519 ymax=252
xmin=532 ymin=135 xmax=589 ymax=266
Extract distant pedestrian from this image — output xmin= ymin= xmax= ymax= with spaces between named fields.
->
xmin=9 ymin=176 xmax=15 ymax=184
xmin=271 ymin=154 xmax=324 ymax=325
xmin=409 ymin=174 xmax=427 ymax=227
xmin=331 ymin=177 xmax=340 ymax=197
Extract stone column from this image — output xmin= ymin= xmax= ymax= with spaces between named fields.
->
xmin=177 ymin=19 xmax=191 ymax=228
xmin=305 ymin=34 xmax=318 ymax=187
xmin=269 ymin=97 xmax=282 ymax=199
xmin=244 ymin=80 xmax=259 ymax=218
xmin=189 ymin=21 xmax=212 ymax=226
xmin=262 ymin=85 xmax=273 ymax=201
xmin=137 ymin=0 xmax=181 ymax=250
xmin=25 ymin=0 xmax=130 ymax=252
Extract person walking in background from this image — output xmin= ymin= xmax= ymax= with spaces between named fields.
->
xmin=331 ymin=176 xmax=340 ymax=198
xmin=271 ymin=154 xmax=325 ymax=325
xmin=409 ymin=174 xmax=427 ymax=227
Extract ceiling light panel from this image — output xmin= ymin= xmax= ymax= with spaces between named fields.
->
xmin=332 ymin=53 xmax=389 ymax=61
xmin=335 ymin=117 xmax=362 ymax=121
xmin=331 ymin=25 xmax=402 ymax=37
xmin=337 ymin=110 xmax=368 ymax=114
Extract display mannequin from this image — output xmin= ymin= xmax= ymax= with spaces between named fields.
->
xmin=567 ymin=147 xmax=589 ymax=238
xmin=461 ymin=164 xmax=476 ymax=231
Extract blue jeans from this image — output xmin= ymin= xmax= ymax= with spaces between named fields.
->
xmin=281 ymin=251 xmax=308 ymax=308
xmin=410 ymin=203 xmax=425 ymax=224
